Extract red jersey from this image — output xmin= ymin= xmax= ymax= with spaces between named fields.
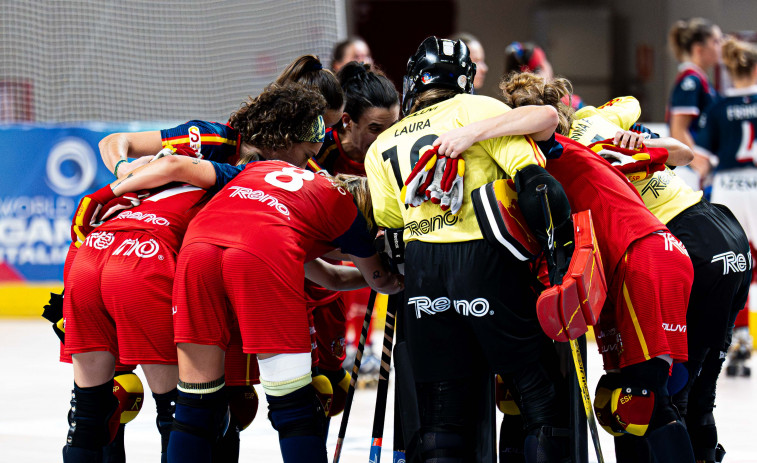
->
xmin=97 ymin=184 xmax=208 ymax=255
xmin=183 ymin=161 xmax=374 ymax=265
xmin=546 ymin=135 xmax=666 ymax=275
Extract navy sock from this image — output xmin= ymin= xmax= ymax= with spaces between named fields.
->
xmin=167 ymin=388 xmax=226 ymax=463
xmin=267 ymin=386 xmax=327 ymax=463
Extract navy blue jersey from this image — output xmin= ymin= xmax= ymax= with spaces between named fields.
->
xmin=312 ymin=127 xmax=365 ymax=176
xmin=161 ymin=120 xmax=240 ymax=165
xmin=696 ymin=86 xmax=757 ymax=171
xmin=668 ymin=63 xmax=719 ymax=136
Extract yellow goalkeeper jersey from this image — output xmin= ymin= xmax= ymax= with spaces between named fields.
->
xmin=568 ymin=96 xmax=702 ymax=224
xmin=365 ymin=93 xmax=546 ymax=244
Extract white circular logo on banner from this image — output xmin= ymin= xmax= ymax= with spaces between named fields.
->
xmin=46 ymin=138 xmax=97 ymax=196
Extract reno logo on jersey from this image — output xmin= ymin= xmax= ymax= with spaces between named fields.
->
xmin=84 ymin=231 xmax=115 ymax=250
xmin=711 ymin=250 xmax=752 ymax=275
xmin=227 ymin=186 xmax=290 ymax=218
xmin=409 ymin=296 xmax=493 ymax=319
xmin=114 ymin=210 xmax=170 ymax=226
xmin=113 ymin=238 xmax=161 ymax=259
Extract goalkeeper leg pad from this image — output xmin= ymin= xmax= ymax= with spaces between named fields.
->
xmin=536 ymin=210 xmax=607 ymax=341
xmin=63 ymin=380 xmax=119 ymax=461
xmin=266 ymin=385 xmax=328 ymax=462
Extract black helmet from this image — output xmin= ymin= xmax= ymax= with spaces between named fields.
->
xmin=402 ymin=36 xmax=477 ymax=115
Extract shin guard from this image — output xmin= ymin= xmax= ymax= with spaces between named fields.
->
xmin=167 ymin=381 xmax=229 ymax=463
xmin=267 ymin=385 xmax=327 ymax=463
xmin=62 ymin=380 xmax=119 ymax=462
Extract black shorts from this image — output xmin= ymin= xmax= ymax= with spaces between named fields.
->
xmin=403 ymin=239 xmax=547 ymax=382
xmin=667 ymin=200 xmax=752 ymax=359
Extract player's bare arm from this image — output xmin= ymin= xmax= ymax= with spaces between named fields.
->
xmin=645 ymin=136 xmax=693 ymax=166
xmin=99 ymin=130 xmax=163 ymax=177
xmin=110 ymin=154 xmax=217 ymax=195
xmin=304 ymin=258 xmax=367 ymax=291
xmin=348 ymin=253 xmax=403 ymax=294
xmin=433 ymin=105 xmax=558 ymax=158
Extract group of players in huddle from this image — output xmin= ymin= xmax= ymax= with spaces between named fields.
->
xmin=54 ymin=26 xmax=757 ymax=463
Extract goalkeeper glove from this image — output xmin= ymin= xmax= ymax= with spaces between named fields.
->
xmin=99 ymin=190 xmax=151 ymax=222
xmin=439 ymin=156 xmax=465 ymax=215
xmin=402 ymin=147 xmax=438 ymax=207
xmin=588 ymin=139 xmax=668 ymax=181
xmin=70 ymin=185 xmax=116 ymax=247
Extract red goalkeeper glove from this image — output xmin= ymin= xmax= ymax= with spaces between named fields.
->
xmin=439 ymin=156 xmax=465 ymax=215
xmin=71 ymin=185 xmax=116 ymax=247
xmin=588 ymin=139 xmax=668 ymax=181
xmin=402 ymin=147 xmax=439 ymax=207
xmin=99 ymin=190 xmax=151 ymax=222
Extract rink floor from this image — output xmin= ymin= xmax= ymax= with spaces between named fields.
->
xmin=2 ymin=319 xmax=755 ymax=462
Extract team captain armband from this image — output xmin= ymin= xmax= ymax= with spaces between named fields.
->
xmin=587 ymin=139 xmax=669 ymax=182
xmin=471 ymin=178 xmax=541 ymax=261
xmin=536 ymin=210 xmax=608 ymax=342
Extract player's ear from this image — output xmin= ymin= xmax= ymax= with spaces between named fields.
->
xmin=342 ymin=113 xmax=353 ymax=130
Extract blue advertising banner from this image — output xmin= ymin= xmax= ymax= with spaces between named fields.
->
xmin=0 ymin=123 xmax=167 ymax=284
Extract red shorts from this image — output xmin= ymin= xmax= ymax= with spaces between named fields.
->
xmin=311 ymin=296 xmax=348 ymax=371
xmin=63 ymin=230 xmax=178 ymax=365
xmin=172 ymin=243 xmax=311 ymax=354
xmin=224 ymin=323 xmax=261 ymax=386
xmin=595 ymin=231 xmax=693 ymax=370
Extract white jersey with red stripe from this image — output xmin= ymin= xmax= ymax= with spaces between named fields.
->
xmin=366 ymin=93 xmax=546 ymax=244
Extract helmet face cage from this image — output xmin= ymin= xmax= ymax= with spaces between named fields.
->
xmin=402 ymin=36 xmax=477 ymax=115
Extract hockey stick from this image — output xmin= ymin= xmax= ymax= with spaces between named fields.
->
xmin=536 ymin=185 xmax=605 ymax=463
xmin=334 ymin=289 xmax=378 ymax=463
xmin=368 ymin=293 xmax=399 ymax=462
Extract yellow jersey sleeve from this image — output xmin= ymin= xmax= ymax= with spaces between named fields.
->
xmin=574 ymin=96 xmax=641 ymax=131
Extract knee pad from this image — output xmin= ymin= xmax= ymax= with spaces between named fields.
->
xmin=113 ymin=372 xmax=144 ymax=424
xmin=266 ymin=384 xmax=326 ymax=439
xmin=66 ymin=381 xmax=120 ymax=450
xmin=172 ymin=378 xmax=229 ymax=443
xmin=311 ymin=371 xmax=334 ymax=417
xmin=227 ymin=385 xmax=259 ymax=431
xmin=257 ymin=353 xmax=312 ymax=397
xmin=153 ymin=388 xmax=177 ymax=454
xmin=319 ymin=367 xmax=350 ymax=417
xmin=495 ymin=375 xmax=521 ymax=415
xmin=419 ymin=431 xmax=466 ymax=462
xmin=594 ymin=373 xmax=654 ymax=437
